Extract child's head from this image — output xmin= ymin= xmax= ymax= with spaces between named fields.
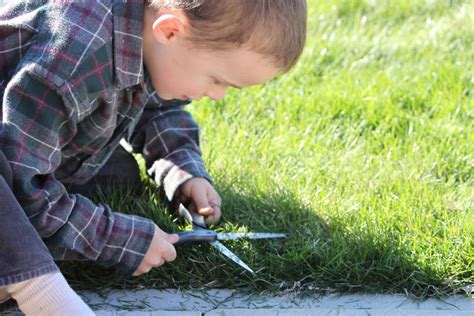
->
xmin=143 ymin=0 xmax=307 ymax=101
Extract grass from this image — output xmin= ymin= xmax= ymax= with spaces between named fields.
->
xmin=62 ymin=0 xmax=473 ymax=297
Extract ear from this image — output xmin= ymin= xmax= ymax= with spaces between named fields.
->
xmin=151 ymin=13 xmax=186 ymax=45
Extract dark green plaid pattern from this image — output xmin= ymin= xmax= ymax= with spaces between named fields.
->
xmin=0 ymin=0 xmax=210 ymax=275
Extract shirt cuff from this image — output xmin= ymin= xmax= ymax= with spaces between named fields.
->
xmin=96 ymin=212 xmax=155 ymax=275
xmin=148 ymin=148 xmax=212 ymax=201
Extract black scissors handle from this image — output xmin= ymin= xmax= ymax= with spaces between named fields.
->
xmin=175 ymin=230 xmax=218 ymax=246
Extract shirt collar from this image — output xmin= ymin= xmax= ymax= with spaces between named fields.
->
xmin=112 ymin=0 xmax=145 ymax=90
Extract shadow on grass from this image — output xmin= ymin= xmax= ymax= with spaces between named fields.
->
xmin=60 ymin=180 xmax=463 ymax=297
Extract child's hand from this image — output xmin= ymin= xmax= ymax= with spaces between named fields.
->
xmin=176 ymin=178 xmax=222 ymax=225
xmin=133 ymin=225 xmax=179 ymax=276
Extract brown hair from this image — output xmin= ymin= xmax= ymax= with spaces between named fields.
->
xmin=149 ymin=0 xmax=307 ymax=73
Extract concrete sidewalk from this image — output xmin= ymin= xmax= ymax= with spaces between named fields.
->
xmin=1 ymin=289 xmax=473 ymax=315
xmin=85 ymin=289 xmax=473 ymax=315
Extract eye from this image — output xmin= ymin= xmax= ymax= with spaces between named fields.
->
xmin=212 ymin=78 xmax=226 ymax=87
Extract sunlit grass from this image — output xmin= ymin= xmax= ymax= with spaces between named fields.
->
xmin=63 ymin=0 xmax=473 ymax=297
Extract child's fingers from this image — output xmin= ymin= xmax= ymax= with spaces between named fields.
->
xmin=193 ymin=194 xmax=211 ymax=214
xmin=133 ymin=227 xmax=177 ymax=276
xmin=206 ymin=192 xmax=222 ymax=224
xmin=211 ymin=204 xmax=221 ymax=221
xmin=166 ymin=233 xmax=179 ymax=244
xmin=204 ymin=206 xmax=221 ymax=225
xmin=158 ymin=238 xmax=177 ymax=262
xmin=133 ymin=260 xmax=155 ymax=276
xmin=152 ymin=226 xmax=177 ymax=261
xmin=200 ymin=206 xmax=221 ymax=225
xmin=205 ymin=210 xmax=221 ymax=225
xmin=198 ymin=206 xmax=214 ymax=216
xmin=204 ymin=215 xmax=216 ymax=225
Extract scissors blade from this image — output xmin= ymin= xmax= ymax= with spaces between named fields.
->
xmin=217 ymin=232 xmax=287 ymax=240
xmin=178 ymin=204 xmax=207 ymax=229
xmin=178 ymin=204 xmax=193 ymax=224
xmin=210 ymin=240 xmax=255 ymax=274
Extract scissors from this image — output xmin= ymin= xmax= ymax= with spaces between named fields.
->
xmin=175 ymin=204 xmax=286 ymax=274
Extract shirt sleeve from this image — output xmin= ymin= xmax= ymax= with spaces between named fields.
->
xmin=0 ymin=67 xmax=154 ymax=275
xmin=127 ymin=97 xmax=211 ymax=201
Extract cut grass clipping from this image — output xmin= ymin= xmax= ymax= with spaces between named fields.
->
xmin=61 ymin=0 xmax=473 ymax=297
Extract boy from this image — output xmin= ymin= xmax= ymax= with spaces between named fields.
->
xmin=1 ymin=0 xmax=306 ymax=302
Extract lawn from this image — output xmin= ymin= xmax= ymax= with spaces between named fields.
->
xmin=63 ymin=0 xmax=473 ymax=297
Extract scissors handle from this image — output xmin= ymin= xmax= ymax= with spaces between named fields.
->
xmin=175 ymin=230 xmax=217 ymax=246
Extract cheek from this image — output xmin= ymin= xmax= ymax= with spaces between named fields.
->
xmin=179 ymin=76 xmax=208 ymax=95
xmin=153 ymin=61 xmax=210 ymax=98
xmin=158 ymin=70 xmax=184 ymax=95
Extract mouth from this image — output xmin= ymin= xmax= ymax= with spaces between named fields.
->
xmin=180 ymin=95 xmax=189 ymax=100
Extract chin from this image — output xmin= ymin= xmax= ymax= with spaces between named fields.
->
xmin=156 ymin=93 xmax=173 ymax=100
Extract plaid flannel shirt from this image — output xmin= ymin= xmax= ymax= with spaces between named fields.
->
xmin=0 ymin=0 xmax=211 ymax=275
